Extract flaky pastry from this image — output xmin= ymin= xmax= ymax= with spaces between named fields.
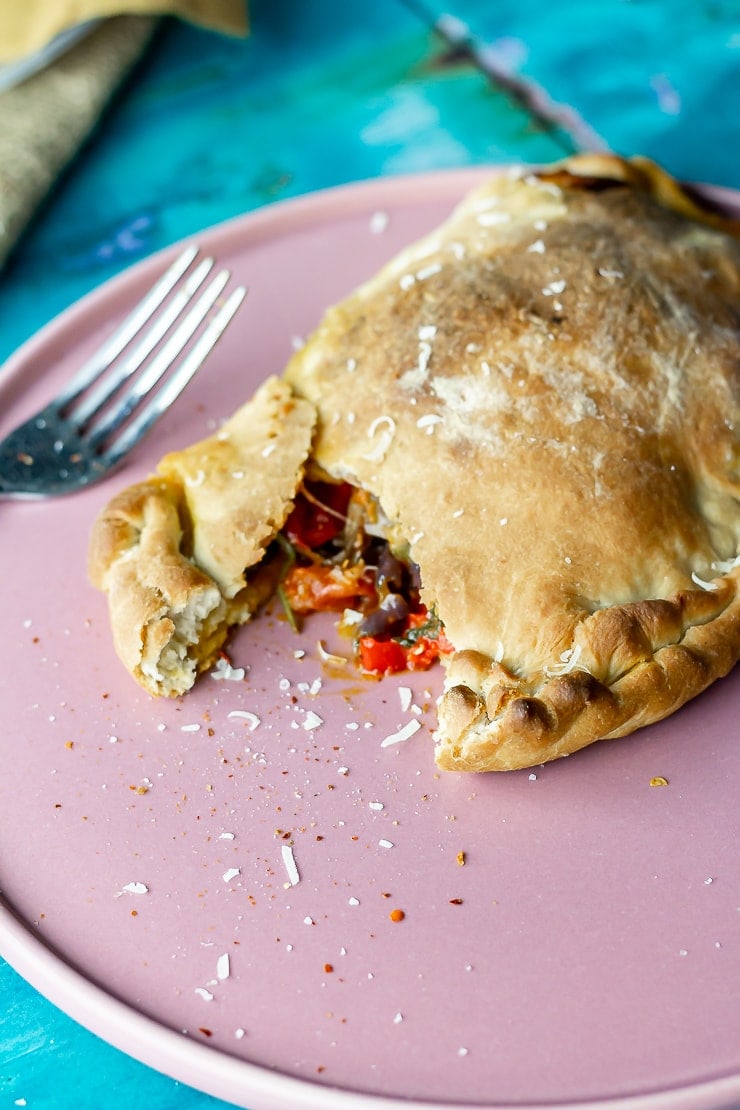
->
xmin=90 ymin=154 xmax=740 ymax=770
xmin=88 ymin=376 xmax=315 ymax=695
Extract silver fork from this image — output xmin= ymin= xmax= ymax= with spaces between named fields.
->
xmin=0 ymin=245 xmax=246 ymax=499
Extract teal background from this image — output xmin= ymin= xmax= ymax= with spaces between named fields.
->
xmin=1 ymin=1 xmax=738 ymax=1106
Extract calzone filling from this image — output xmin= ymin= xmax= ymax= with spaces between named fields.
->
xmin=273 ymin=475 xmax=453 ymax=674
xmin=89 ymin=154 xmax=740 ymax=772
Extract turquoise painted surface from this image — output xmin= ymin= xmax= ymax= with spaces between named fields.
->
xmin=1 ymin=2 xmax=738 ymax=1107
xmin=3 ymin=0 xmax=738 ymax=365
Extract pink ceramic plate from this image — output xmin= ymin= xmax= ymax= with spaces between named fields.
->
xmin=0 ymin=171 xmax=738 ymax=1110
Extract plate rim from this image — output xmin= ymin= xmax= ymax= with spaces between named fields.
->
xmin=3 ymin=895 xmax=740 ymax=1110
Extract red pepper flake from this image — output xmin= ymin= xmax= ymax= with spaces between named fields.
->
xmin=130 ymin=909 xmax=138 ymax=917
xmin=198 ymin=1028 xmax=213 ymax=1037
xmin=324 ymin=963 xmax=334 ymax=973
xmin=389 ymin=908 xmax=405 ymax=922
xmin=65 ymin=741 xmax=74 ymax=750
xmin=449 ymin=898 xmax=463 ymax=905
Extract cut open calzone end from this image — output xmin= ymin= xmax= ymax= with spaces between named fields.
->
xmin=88 ymin=376 xmax=316 ymax=697
xmin=90 ymin=154 xmax=739 ymax=769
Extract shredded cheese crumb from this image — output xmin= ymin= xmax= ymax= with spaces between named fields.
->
xmin=281 ymin=844 xmax=300 ymax=886
xmin=477 ymin=211 xmax=511 ymax=226
xmin=122 ymin=882 xmax=148 ymax=895
xmin=380 ymin=719 xmax=421 ymax=748
xmin=542 ymin=279 xmax=566 ymax=296
xmin=227 ymin=710 xmax=261 ymax=730
xmin=416 ymin=413 xmax=443 ymax=432
xmin=691 ymin=571 xmax=719 ymax=591
xmin=302 ymin=710 xmax=324 ymax=731
xmin=544 ymin=644 xmax=585 ymax=677
xmin=217 ymin=953 xmax=230 ymax=980
xmin=211 ymin=656 xmax=246 ymax=682
xmin=416 ymin=262 xmax=442 ymax=280
xmin=362 ymin=415 xmax=396 ymax=462
xmin=370 ymin=210 xmax=388 ymax=234
xmin=317 ymin=640 xmax=349 ymax=665
xmin=222 ymin=868 xmax=241 ymax=883
xmin=711 ymin=554 xmax=740 ymax=573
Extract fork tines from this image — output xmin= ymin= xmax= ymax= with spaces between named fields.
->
xmin=61 ymin=246 xmax=246 ymax=453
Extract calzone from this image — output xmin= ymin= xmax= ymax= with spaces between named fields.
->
xmin=89 ymin=154 xmax=740 ymax=771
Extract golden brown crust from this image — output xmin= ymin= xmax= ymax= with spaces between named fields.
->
xmin=88 ymin=377 xmax=316 ymax=696
xmin=284 ymin=153 xmax=740 ymax=770
xmin=435 ymin=577 xmax=739 ymax=771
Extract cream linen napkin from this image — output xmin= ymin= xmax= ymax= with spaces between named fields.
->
xmin=0 ymin=2 xmax=248 ymax=270
xmin=0 ymin=1 xmax=247 ymax=65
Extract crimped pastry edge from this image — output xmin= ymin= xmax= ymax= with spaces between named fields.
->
xmin=434 ymin=574 xmax=739 ymax=771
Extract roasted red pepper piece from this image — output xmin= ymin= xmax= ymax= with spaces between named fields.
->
xmin=284 ymin=481 xmax=352 ymax=548
xmin=359 ymin=609 xmax=454 ymax=675
xmin=358 ymin=636 xmax=408 ymax=675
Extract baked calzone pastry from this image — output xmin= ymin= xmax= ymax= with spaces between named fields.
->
xmin=89 ymin=154 xmax=740 ymax=771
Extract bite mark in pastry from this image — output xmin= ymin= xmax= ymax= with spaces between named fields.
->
xmin=89 ymin=155 xmax=740 ymax=770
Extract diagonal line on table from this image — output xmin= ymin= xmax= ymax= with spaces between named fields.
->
xmin=398 ymin=0 xmax=611 ymax=154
